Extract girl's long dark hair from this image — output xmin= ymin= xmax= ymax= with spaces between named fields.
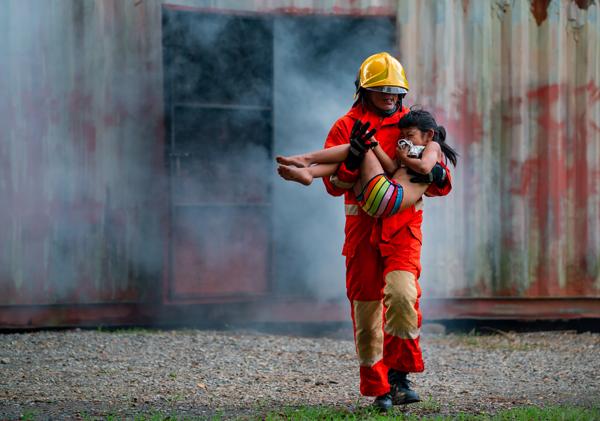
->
xmin=398 ymin=107 xmax=458 ymax=166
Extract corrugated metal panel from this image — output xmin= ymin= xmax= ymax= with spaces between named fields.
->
xmin=1 ymin=0 xmax=598 ymax=327
xmin=0 ymin=0 xmax=398 ymax=319
xmin=161 ymin=0 xmax=396 ymax=15
xmin=0 ymin=0 xmax=166 ymax=305
xmin=398 ymin=0 xmax=600 ymax=298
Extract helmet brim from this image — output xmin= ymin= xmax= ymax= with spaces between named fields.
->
xmin=366 ymin=86 xmax=408 ymax=95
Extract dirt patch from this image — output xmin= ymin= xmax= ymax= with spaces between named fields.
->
xmin=1 ymin=329 xmax=598 ymax=419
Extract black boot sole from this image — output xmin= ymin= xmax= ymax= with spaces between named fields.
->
xmin=391 ymin=391 xmax=421 ymax=405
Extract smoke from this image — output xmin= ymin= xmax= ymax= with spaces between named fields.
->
xmin=0 ymin=1 xmax=165 ymax=305
xmin=1 ymin=0 xmax=398 ymax=323
xmin=163 ymin=9 xmax=397 ymax=304
xmin=271 ymin=17 xmax=396 ymax=300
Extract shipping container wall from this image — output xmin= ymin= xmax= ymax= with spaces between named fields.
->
xmin=162 ymin=0 xmax=397 ymax=14
xmin=399 ymin=0 xmax=600 ymax=298
xmin=1 ymin=0 xmax=598 ymax=327
xmin=0 ymin=0 xmax=396 ymax=316
xmin=159 ymin=0 xmax=398 ymax=303
xmin=0 ymin=1 xmax=166 ymax=306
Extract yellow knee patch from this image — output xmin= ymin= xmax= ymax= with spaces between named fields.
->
xmin=383 ymin=270 xmax=420 ymax=339
xmin=353 ymin=300 xmax=383 ymax=367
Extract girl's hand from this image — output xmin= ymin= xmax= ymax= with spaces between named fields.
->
xmin=365 ymin=136 xmax=379 ymax=149
xmin=396 ymin=145 xmax=409 ymax=162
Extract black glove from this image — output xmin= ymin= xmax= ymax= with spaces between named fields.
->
xmin=355 ymin=121 xmax=377 ymax=150
xmin=408 ymin=163 xmax=447 ymax=186
xmin=344 ymin=120 xmax=377 ymax=171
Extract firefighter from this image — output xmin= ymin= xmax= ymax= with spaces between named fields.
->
xmin=322 ymin=52 xmax=452 ymax=411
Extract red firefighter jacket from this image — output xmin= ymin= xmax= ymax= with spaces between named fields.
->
xmin=322 ymin=103 xmax=453 ymax=258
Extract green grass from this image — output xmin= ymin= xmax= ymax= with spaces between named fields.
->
xmin=28 ymin=405 xmax=600 ymax=420
xmin=119 ymin=405 xmax=600 ymax=420
xmin=19 ymin=409 xmax=37 ymax=420
xmin=492 ymin=405 xmax=600 ymax=420
xmin=79 ymin=411 xmax=184 ymax=421
xmin=418 ymin=396 xmax=442 ymax=413
xmin=260 ymin=405 xmax=600 ymax=421
xmin=165 ymin=392 xmax=184 ymax=403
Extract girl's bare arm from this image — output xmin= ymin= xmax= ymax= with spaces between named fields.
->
xmin=396 ymin=141 xmax=441 ymax=174
xmin=372 ymin=140 xmax=398 ymax=174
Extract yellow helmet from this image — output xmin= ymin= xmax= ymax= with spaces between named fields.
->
xmin=355 ymin=52 xmax=409 ymax=98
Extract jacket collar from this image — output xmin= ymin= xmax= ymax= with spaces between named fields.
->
xmin=346 ymin=103 xmax=407 ymax=127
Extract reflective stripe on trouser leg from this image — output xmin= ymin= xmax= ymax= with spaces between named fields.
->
xmin=351 ymin=300 xmax=390 ymax=396
xmin=382 ymin=270 xmax=424 ymax=372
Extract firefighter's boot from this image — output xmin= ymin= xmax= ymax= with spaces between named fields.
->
xmin=389 ymin=369 xmax=420 ymax=405
xmin=372 ymin=393 xmax=393 ymax=412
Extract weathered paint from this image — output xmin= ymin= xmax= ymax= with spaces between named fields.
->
xmin=0 ymin=0 xmax=598 ymax=327
xmin=162 ymin=0 xmax=397 ymax=15
xmin=399 ymin=0 xmax=600 ymax=299
xmin=0 ymin=0 xmax=166 ymax=305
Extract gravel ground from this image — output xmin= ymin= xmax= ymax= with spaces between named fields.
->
xmin=0 ymin=327 xmax=599 ymax=419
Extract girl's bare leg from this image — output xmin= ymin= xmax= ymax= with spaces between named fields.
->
xmin=352 ymin=150 xmax=386 ymax=195
xmin=275 ymin=154 xmax=312 ymax=168
xmin=353 ymin=150 xmax=429 ymax=212
xmin=276 ymin=144 xmax=350 ymax=168
xmin=277 ymin=162 xmax=339 ymax=186
xmin=392 ymin=169 xmax=429 ymax=211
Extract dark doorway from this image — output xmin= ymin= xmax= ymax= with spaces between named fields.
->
xmin=162 ymin=7 xmax=395 ymax=302
xmin=163 ymin=10 xmax=273 ymax=300
xmin=271 ymin=15 xmax=396 ymax=297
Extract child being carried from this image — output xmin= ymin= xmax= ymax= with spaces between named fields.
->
xmin=276 ymin=109 xmax=458 ymax=218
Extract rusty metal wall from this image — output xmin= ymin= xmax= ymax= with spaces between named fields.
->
xmin=0 ymin=1 xmax=166 ymax=305
xmin=0 ymin=0 xmax=398 ymax=317
xmin=161 ymin=0 xmax=396 ymax=14
xmin=1 ymin=0 xmax=598 ymax=325
xmin=398 ymin=0 xmax=600 ymax=299
xmin=0 ymin=0 xmax=326 ymax=308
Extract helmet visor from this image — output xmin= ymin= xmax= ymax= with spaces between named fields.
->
xmin=366 ymin=86 xmax=408 ymax=95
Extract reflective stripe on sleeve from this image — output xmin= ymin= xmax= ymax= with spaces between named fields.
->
xmin=330 ymin=174 xmax=355 ymax=190
xmin=345 ymin=204 xmax=359 ymax=216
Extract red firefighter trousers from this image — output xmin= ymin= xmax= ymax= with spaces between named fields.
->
xmin=345 ymin=220 xmax=424 ymax=397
